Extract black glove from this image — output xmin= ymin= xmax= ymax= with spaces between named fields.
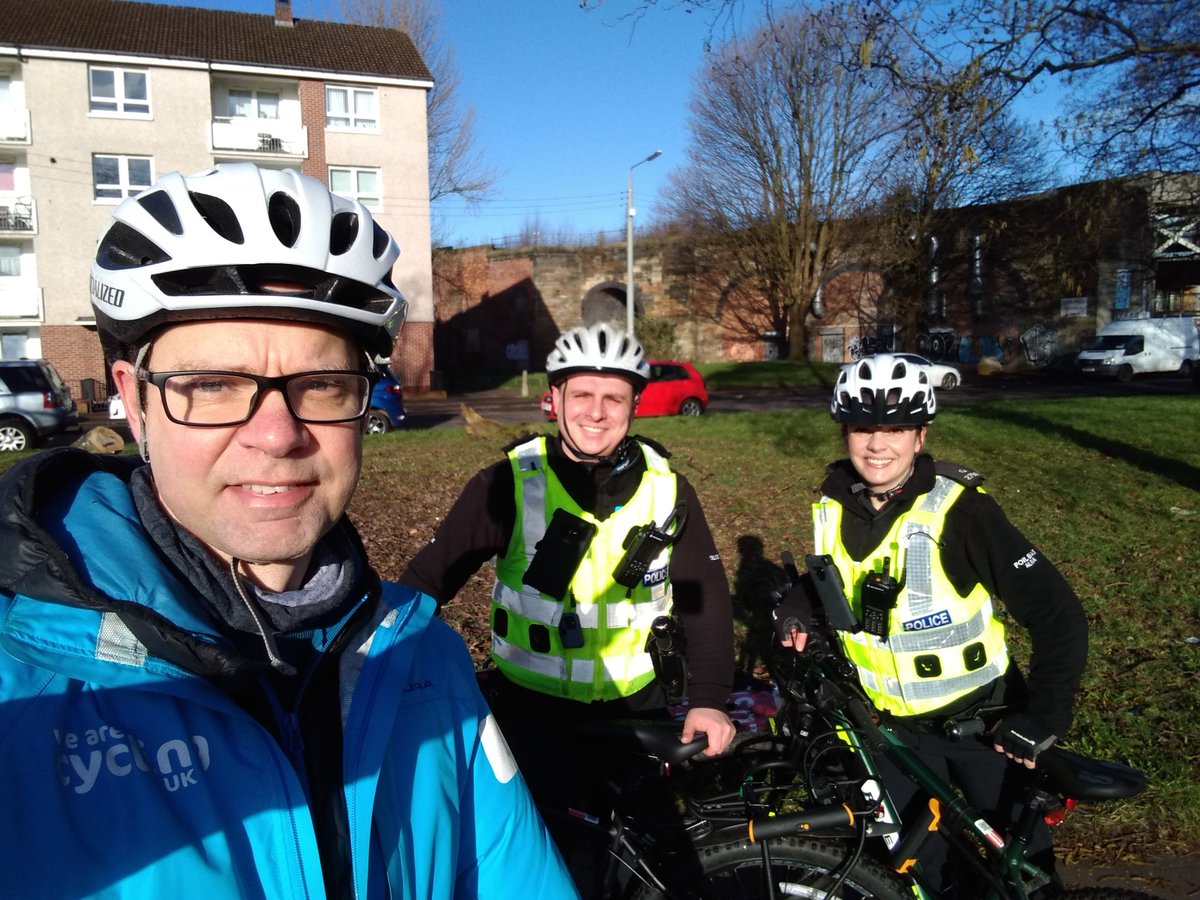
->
xmin=992 ymin=711 xmax=1057 ymax=763
xmin=772 ymin=582 xmax=813 ymax=646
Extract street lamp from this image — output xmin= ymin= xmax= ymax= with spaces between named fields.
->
xmin=626 ymin=149 xmax=662 ymax=337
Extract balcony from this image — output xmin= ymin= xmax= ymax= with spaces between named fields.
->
xmin=211 ymin=119 xmax=308 ymax=158
xmin=0 ymin=198 xmax=36 ymax=235
xmin=0 ymin=105 xmax=31 ymax=144
xmin=0 ymin=279 xmax=43 ymax=320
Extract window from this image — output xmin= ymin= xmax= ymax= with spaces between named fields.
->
xmin=325 ymin=85 xmax=378 ymax=131
xmin=228 ymin=88 xmax=280 ymax=120
xmin=0 ymin=246 xmax=19 ymax=277
xmin=93 ymin=154 xmax=153 ymax=201
xmin=329 ymin=167 xmax=381 ymax=210
xmin=0 ymin=162 xmax=13 ymax=192
xmin=89 ymin=66 xmax=150 ymax=116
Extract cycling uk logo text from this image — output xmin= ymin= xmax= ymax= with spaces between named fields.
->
xmin=55 ymin=724 xmax=211 ymax=795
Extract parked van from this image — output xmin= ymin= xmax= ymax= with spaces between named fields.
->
xmin=1075 ymin=315 xmax=1199 ymax=382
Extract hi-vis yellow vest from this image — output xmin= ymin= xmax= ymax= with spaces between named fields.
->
xmin=491 ymin=436 xmax=678 ymax=702
xmin=813 ymin=475 xmax=1009 ymax=718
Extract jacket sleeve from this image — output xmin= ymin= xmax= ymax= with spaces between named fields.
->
xmin=668 ymin=475 xmax=735 ymax=711
xmin=943 ymin=491 xmax=1089 ymax=736
xmin=456 ymin=681 xmax=580 ymax=899
xmin=400 ymin=461 xmax=515 ymax=605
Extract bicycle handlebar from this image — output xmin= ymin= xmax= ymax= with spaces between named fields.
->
xmin=747 ymin=804 xmax=857 ymax=843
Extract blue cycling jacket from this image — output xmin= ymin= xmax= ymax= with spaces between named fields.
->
xmin=0 ymin=450 xmax=578 ymax=899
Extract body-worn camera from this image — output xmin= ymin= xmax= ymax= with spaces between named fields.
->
xmin=613 ymin=503 xmax=688 ymax=589
xmin=860 ymin=557 xmax=901 ymax=638
xmin=522 ymin=508 xmax=597 ymax=600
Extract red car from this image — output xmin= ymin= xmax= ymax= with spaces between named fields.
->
xmin=541 ymin=360 xmax=709 ymax=420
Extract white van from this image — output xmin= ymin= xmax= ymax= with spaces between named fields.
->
xmin=1076 ymin=315 xmax=1199 ymax=382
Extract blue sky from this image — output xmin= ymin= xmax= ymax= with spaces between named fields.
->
xmin=153 ymin=0 xmax=733 ymax=248
xmin=153 ymin=1 xmax=1068 ymax=249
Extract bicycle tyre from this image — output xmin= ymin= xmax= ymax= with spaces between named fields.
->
xmin=628 ymin=836 xmax=911 ymax=900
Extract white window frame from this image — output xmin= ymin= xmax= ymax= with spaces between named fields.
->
xmin=325 ymin=85 xmax=378 ymax=132
xmin=88 ymin=66 xmax=151 ymax=117
xmin=92 ymin=154 xmax=154 ymax=202
xmin=0 ymin=245 xmax=20 ymax=278
xmin=227 ymin=87 xmax=280 ymax=121
xmin=329 ymin=166 xmax=382 ymax=211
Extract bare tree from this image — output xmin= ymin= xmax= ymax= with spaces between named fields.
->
xmin=339 ymin=0 xmax=497 ymax=224
xmin=590 ymin=0 xmax=1199 ymax=177
xmin=664 ymin=4 xmax=906 ymax=359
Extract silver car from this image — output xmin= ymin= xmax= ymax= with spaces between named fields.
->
xmin=0 ymin=359 xmax=80 ymax=451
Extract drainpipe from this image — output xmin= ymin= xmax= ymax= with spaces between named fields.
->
xmin=969 ymin=232 xmax=984 ymax=318
xmin=925 ymin=235 xmax=942 ymax=320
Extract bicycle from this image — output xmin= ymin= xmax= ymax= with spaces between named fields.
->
xmin=523 ymin=636 xmax=1156 ymax=899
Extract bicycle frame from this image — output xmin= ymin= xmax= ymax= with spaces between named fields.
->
xmin=750 ymin=650 xmax=1142 ymax=900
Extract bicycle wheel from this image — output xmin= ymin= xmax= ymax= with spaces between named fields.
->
xmin=629 ymin=836 xmax=911 ymax=900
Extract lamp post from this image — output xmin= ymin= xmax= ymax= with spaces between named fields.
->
xmin=626 ymin=149 xmax=662 ymax=337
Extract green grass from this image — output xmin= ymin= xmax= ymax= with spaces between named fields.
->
xmin=3 ymin=393 xmax=1197 ymax=845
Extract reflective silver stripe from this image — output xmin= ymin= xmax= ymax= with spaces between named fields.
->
xmin=601 ymin=651 xmax=656 ymax=684
xmin=888 ymin=601 xmax=995 ymax=653
xmin=899 ymin=660 xmax=1005 ymax=702
xmin=605 ymin=594 xmax=671 ymax=629
xmin=902 ymin=479 xmax=955 ymax=618
xmin=513 ymin=440 xmax=548 ymax=560
xmin=493 ymin=581 xmax=565 ymax=625
xmin=919 ymin=476 xmax=956 ymax=512
xmin=95 ymin=612 xmax=146 ymax=666
xmin=493 ymin=633 xmax=566 ymax=679
xmin=569 ymin=658 xmax=594 ymax=684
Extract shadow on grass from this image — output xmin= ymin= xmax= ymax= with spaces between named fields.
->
xmin=961 ymin=405 xmax=1200 ymax=493
xmin=731 ymin=534 xmax=789 ymax=679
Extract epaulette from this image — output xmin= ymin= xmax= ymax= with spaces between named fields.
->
xmin=935 ymin=460 xmax=985 ymax=488
xmin=501 ymin=431 xmax=543 ymax=454
xmin=630 ymin=434 xmax=673 ymax=460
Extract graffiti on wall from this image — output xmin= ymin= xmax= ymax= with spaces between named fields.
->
xmin=848 ymin=334 xmax=888 ymax=360
xmin=850 ymin=327 xmax=1061 ymax=367
xmin=916 ymin=331 xmax=1025 ymax=365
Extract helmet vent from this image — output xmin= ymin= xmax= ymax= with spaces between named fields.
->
xmin=137 ymin=190 xmax=183 ymax=235
xmin=268 ymin=191 xmax=302 ymax=248
xmin=188 ymin=191 xmax=245 ymax=245
xmin=372 ymin=221 xmax=390 ymax=259
xmin=95 ymin=221 xmax=171 ymax=270
xmin=330 ymin=211 xmax=359 ymax=255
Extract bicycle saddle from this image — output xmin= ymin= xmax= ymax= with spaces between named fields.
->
xmin=1036 ymin=746 xmax=1147 ymax=801
xmin=578 ymin=719 xmax=710 ymax=766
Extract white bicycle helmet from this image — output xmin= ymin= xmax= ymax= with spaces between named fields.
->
xmin=90 ymin=163 xmax=407 ymax=359
xmin=545 ymin=323 xmax=650 ymax=390
xmin=831 ymin=353 xmax=937 ymax=425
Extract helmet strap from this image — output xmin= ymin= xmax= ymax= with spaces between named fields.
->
xmin=852 ymin=462 xmax=916 ymax=506
xmin=556 ymin=427 xmax=636 ymax=471
xmin=131 ymin=341 xmax=153 ymax=463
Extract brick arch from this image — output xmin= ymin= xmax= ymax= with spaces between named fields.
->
xmin=582 ymin=281 xmax=632 ymax=326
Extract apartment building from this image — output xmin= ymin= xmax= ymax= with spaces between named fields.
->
xmin=0 ymin=0 xmax=436 ymax=404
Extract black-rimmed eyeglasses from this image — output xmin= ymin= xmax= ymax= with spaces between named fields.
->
xmin=138 ymin=369 xmax=375 ymax=427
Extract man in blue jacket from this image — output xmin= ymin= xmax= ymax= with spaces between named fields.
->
xmin=0 ymin=164 xmax=576 ymax=899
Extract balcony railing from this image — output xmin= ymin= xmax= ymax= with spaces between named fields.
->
xmin=0 ymin=105 xmax=31 ymax=144
xmin=0 ymin=279 xmax=43 ymax=320
xmin=211 ymin=118 xmax=308 ymax=157
xmin=0 ymin=197 xmax=36 ymax=235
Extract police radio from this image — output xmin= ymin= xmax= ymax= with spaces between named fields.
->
xmin=613 ymin=503 xmax=688 ymax=589
xmin=860 ymin=556 xmax=901 ymax=638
